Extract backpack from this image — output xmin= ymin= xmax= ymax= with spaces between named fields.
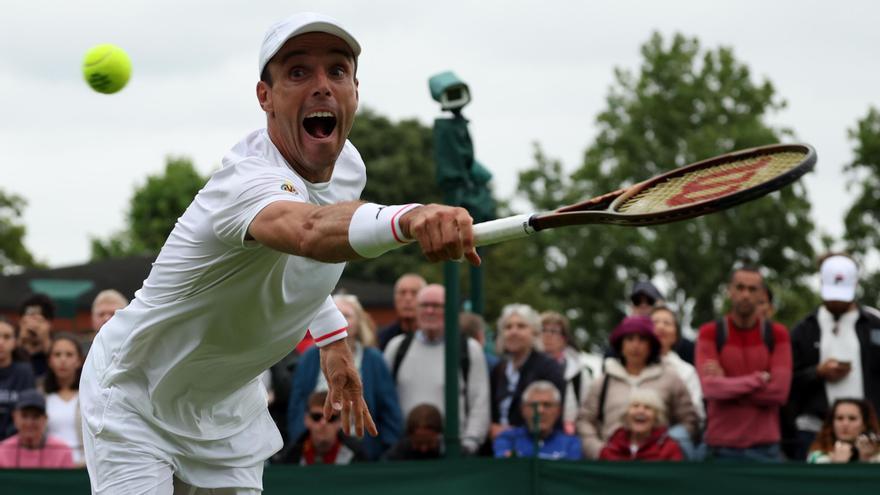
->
xmin=391 ymin=332 xmax=472 ymax=409
xmin=714 ymin=317 xmax=775 ymax=354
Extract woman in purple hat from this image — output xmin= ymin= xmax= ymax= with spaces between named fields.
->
xmin=575 ymin=315 xmax=698 ymax=459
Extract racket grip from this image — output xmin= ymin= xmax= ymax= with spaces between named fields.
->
xmin=473 ymin=214 xmax=536 ymax=247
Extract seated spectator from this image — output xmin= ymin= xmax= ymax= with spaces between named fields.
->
xmin=384 ymin=404 xmax=445 ymax=461
xmin=490 ymin=304 xmax=565 ymax=441
xmin=0 ymin=389 xmax=74 ymax=468
xmin=17 ymin=294 xmax=56 ymax=380
xmin=493 ymin=380 xmax=582 ymax=460
xmin=599 ymin=389 xmax=683 ymax=461
xmin=577 ymin=316 xmax=697 ymax=459
xmin=807 ymin=398 xmax=880 ymax=463
xmin=460 ymin=311 xmax=500 ymax=371
xmin=42 ymin=334 xmax=85 ymax=466
xmin=0 ymin=317 xmax=35 ymax=440
xmin=540 ymin=311 xmax=595 ymax=434
xmin=288 ymin=294 xmax=402 ymax=460
xmin=280 ymin=391 xmax=365 ymax=465
xmin=651 ymin=306 xmax=705 ymax=459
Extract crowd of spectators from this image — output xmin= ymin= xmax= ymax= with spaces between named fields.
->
xmin=2 ymin=253 xmax=879 ymax=469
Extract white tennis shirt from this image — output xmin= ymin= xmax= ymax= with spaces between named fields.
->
xmin=86 ymin=129 xmax=364 ymax=443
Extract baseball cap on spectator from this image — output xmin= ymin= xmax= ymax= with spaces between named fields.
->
xmin=820 ymin=255 xmax=858 ymax=302
xmin=630 ymin=281 xmax=663 ymax=305
xmin=609 ymin=316 xmax=661 ymax=363
xmin=259 ymin=12 xmax=361 ymax=76
xmin=15 ymin=389 xmax=46 ymax=413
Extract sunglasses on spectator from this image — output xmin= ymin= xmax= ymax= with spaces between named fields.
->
xmin=631 ymin=295 xmax=656 ymax=306
xmin=309 ymin=412 xmax=340 ymax=423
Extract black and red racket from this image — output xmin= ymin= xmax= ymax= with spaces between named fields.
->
xmin=473 ymin=143 xmax=816 ymax=246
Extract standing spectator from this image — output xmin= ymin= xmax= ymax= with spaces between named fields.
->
xmin=540 ymin=311 xmax=595 ymax=434
xmin=807 ymin=398 xmax=880 ymax=463
xmin=385 ymin=284 xmax=490 ymax=454
xmin=383 ymin=404 xmax=445 ymax=461
xmin=17 ymin=294 xmax=55 ymax=380
xmin=577 ymin=316 xmax=697 ymax=459
xmin=90 ymin=289 xmax=129 ymax=334
xmin=0 ymin=389 xmax=74 ymax=468
xmin=696 ymin=265 xmax=792 ymax=462
xmin=787 ymin=254 xmax=880 ymax=460
xmin=490 ymin=304 xmax=566 ymax=442
xmin=42 ymin=334 xmax=85 ymax=466
xmin=460 ymin=311 xmax=500 ymax=371
xmin=377 ymin=274 xmax=426 ymax=350
xmin=0 ymin=318 xmax=35 ymax=440
xmin=629 ymin=281 xmax=694 ymax=364
xmin=288 ymin=294 xmax=402 ymax=460
xmin=279 ymin=391 xmax=365 ymax=465
xmin=493 ymin=381 xmax=582 ymax=460
xmin=599 ymin=389 xmax=684 ymax=461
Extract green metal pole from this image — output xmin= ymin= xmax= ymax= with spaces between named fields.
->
xmin=443 ymin=258 xmax=461 ymax=459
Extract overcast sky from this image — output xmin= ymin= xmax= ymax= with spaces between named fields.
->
xmin=1 ymin=0 xmax=876 ymax=268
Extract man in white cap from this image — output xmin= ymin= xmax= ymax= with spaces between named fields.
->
xmin=80 ymin=12 xmax=479 ymax=494
xmin=786 ymin=254 xmax=880 ymax=460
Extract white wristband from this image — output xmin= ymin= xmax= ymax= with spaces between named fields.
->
xmin=348 ymin=203 xmax=421 ymax=258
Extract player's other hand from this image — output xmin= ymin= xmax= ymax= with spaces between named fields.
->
xmin=399 ymin=204 xmax=481 ymax=266
xmin=320 ymin=339 xmax=378 ymax=438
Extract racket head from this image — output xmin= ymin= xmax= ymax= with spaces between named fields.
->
xmin=533 ymin=143 xmax=815 ymax=229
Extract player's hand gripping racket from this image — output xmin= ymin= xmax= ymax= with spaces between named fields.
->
xmin=473 ymin=143 xmax=816 ymax=247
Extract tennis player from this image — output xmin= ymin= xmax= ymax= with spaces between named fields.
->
xmin=80 ymin=12 xmax=479 ymax=494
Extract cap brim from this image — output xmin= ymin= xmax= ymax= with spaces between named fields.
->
xmin=821 ymin=285 xmax=855 ymax=302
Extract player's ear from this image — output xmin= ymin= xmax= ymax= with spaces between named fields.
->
xmin=355 ymin=77 xmax=359 ymax=104
xmin=257 ymin=81 xmax=273 ymax=115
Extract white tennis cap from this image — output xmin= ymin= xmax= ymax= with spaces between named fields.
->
xmin=259 ymin=12 xmax=361 ymax=76
xmin=820 ymin=255 xmax=858 ymax=302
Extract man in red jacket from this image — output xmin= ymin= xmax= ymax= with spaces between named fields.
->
xmin=696 ymin=265 xmax=792 ymax=461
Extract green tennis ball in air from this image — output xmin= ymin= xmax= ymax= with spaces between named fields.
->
xmin=82 ymin=44 xmax=132 ymax=94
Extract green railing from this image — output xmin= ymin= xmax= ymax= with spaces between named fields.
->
xmin=3 ymin=458 xmax=880 ymax=494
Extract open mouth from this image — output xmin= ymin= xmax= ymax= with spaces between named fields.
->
xmin=303 ymin=111 xmax=337 ymax=139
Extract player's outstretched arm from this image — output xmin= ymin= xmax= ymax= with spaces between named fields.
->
xmin=320 ymin=339 xmax=378 ymax=437
xmin=247 ymin=200 xmax=480 ymax=265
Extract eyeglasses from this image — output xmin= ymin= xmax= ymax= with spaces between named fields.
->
xmin=418 ymin=302 xmax=444 ymax=310
xmin=524 ymin=401 xmax=558 ymax=409
xmin=309 ymin=412 xmax=340 ymax=423
xmin=542 ymin=327 xmax=564 ymax=335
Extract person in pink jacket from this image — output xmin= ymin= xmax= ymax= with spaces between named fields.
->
xmin=0 ymin=389 xmax=74 ymax=469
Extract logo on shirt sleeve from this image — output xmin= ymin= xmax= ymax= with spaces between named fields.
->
xmin=281 ymin=181 xmax=298 ymax=194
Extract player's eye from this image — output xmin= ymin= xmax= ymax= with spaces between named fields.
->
xmin=329 ymin=66 xmax=346 ymax=78
xmin=289 ymin=67 xmax=306 ymax=79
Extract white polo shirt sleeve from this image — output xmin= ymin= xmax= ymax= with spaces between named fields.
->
xmin=207 ymin=158 xmax=308 ymax=248
xmin=309 ymin=296 xmax=349 ymax=347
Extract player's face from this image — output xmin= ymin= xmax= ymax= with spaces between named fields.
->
xmin=650 ymin=310 xmax=677 ymax=355
xmin=626 ymin=402 xmax=658 ymax=436
xmin=502 ymin=313 xmax=535 ymax=356
xmin=833 ymin=402 xmax=865 ymax=443
xmin=49 ymin=339 xmax=82 ymax=382
xmin=621 ymin=334 xmax=650 ymax=368
xmin=259 ymin=33 xmax=358 ymax=183
xmin=395 ymin=276 xmax=425 ymax=320
xmin=522 ymin=389 xmax=559 ymax=435
xmin=728 ymin=270 xmax=763 ymax=321
xmin=92 ymin=301 xmax=124 ymax=332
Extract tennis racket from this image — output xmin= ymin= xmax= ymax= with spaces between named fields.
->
xmin=473 ymin=143 xmax=816 ymax=247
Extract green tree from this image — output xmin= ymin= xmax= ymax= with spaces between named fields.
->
xmin=0 ymin=189 xmax=39 ymax=273
xmin=513 ymin=32 xmax=817 ymax=343
xmin=91 ymin=157 xmax=207 ymax=260
xmin=844 ymin=107 xmax=880 ymax=302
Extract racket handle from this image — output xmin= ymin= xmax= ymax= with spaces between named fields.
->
xmin=473 ymin=214 xmax=536 ymax=247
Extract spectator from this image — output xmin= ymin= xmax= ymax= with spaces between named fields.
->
xmin=385 ymin=284 xmax=490 ymax=454
xmin=0 ymin=389 xmax=74 ymax=468
xmin=651 ymin=306 xmax=705 ymax=459
xmin=460 ymin=311 xmax=500 ymax=371
xmin=787 ymin=254 xmax=880 ymax=460
xmin=279 ymin=391 xmax=365 ymax=465
xmin=629 ymin=281 xmax=694 ymax=364
xmin=377 ymin=274 xmax=426 ymax=350
xmin=807 ymin=398 xmax=880 ymax=463
xmin=17 ymin=294 xmax=55 ymax=380
xmin=576 ymin=316 xmax=697 ymax=459
xmin=288 ymin=294 xmax=402 ymax=460
xmin=696 ymin=265 xmax=792 ymax=462
xmin=757 ymin=282 xmax=776 ymax=319
xmin=493 ymin=380 xmax=582 ymax=460
xmin=599 ymin=388 xmax=684 ymax=461
xmin=540 ymin=311 xmax=595 ymax=434
xmin=42 ymin=334 xmax=85 ymax=466
xmin=0 ymin=317 xmax=35 ymax=440
xmin=490 ymin=304 xmax=566 ymax=443
xmin=383 ymin=404 xmax=445 ymax=461
xmin=90 ymin=289 xmax=129 ymax=334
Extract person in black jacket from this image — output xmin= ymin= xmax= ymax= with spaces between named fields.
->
xmin=489 ymin=304 xmax=565 ymax=442
xmin=786 ymin=254 xmax=880 ymax=461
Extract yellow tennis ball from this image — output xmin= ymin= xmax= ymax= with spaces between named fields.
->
xmin=82 ymin=44 xmax=132 ymax=94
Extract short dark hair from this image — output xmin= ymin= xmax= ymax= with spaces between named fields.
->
xmin=406 ymin=404 xmax=443 ymax=435
xmin=458 ymin=311 xmax=486 ymax=340
xmin=308 ymin=390 xmax=328 ymax=410
xmin=729 ymin=263 xmax=763 ymax=284
xmin=18 ymin=293 xmax=56 ymax=320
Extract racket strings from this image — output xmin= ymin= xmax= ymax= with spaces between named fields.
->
xmin=616 ymin=151 xmax=806 ymax=214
